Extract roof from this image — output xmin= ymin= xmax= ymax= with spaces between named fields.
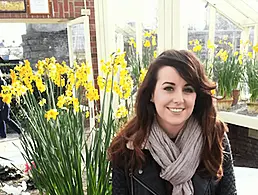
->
xmin=205 ymin=0 xmax=258 ymax=28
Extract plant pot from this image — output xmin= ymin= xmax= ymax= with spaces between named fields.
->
xmin=247 ymin=102 xmax=258 ymax=113
xmin=232 ymin=89 xmax=240 ymax=106
xmin=217 ymin=99 xmax=233 ymax=111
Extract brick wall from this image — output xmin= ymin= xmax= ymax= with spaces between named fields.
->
xmin=227 ymin=124 xmax=258 ymax=168
xmin=86 ymin=0 xmax=98 ymax=80
xmin=0 ymin=0 xmax=86 ymax=19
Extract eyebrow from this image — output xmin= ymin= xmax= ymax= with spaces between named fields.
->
xmin=162 ymin=82 xmax=193 ymax=87
xmin=162 ymin=82 xmax=175 ymax=85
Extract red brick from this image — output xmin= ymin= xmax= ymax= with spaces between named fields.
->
xmin=65 ymin=13 xmax=69 ymax=18
xmin=75 ymin=7 xmax=81 ymax=13
xmin=64 ymin=0 xmax=69 ymax=12
xmin=75 ymin=12 xmax=81 ymax=17
xmin=54 ymin=12 xmax=59 ymax=18
xmin=74 ymin=2 xmax=84 ymax=6
xmin=53 ymin=0 xmax=58 ymax=12
xmin=89 ymin=1 xmax=94 ymax=6
xmin=59 ymin=2 xmax=64 ymax=18
xmin=69 ymin=2 xmax=74 ymax=18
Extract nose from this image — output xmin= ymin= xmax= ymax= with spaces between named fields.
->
xmin=172 ymin=90 xmax=184 ymax=104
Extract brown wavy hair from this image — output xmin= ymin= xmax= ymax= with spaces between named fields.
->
xmin=108 ymin=49 xmax=227 ymax=179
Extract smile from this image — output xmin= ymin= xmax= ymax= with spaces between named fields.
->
xmin=168 ymin=108 xmax=185 ymax=113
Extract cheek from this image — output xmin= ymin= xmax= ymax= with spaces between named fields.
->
xmin=153 ymin=93 xmax=170 ymax=106
xmin=186 ymin=94 xmax=197 ymax=107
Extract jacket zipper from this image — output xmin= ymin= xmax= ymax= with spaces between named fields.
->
xmin=129 ymin=170 xmax=134 ymax=195
xmin=129 ymin=172 xmax=158 ymax=195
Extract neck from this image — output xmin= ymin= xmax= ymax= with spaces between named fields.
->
xmin=156 ymin=117 xmax=185 ymax=139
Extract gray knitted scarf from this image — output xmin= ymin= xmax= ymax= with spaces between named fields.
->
xmin=147 ymin=116 xmax=204 ymax=195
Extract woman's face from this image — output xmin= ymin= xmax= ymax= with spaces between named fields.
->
xmin=152 ymin=66 xmax=197 ymax=137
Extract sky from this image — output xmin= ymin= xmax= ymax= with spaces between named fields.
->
xmin=0 ymin=23 xmax=26 ymax=46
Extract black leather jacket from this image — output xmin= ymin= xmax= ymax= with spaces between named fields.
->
xmin=112 ymin=134 xmax=237 ymax=195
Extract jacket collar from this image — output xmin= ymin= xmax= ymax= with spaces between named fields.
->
xmin=126 ymin=134 xmax=148 ymax=150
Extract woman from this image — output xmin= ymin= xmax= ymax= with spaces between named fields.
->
xmin=108 ymin=49 xmax=237 ymax=195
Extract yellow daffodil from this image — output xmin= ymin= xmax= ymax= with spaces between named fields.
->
xmin=86 ymin=87 xmax=99 ymax=101
xmin=144 ymin=31 xmax=151 ymax=37
xmin=207 ymin=40 xmax=215 ymax=50
xmin=193 ymin=45 xmax=202 ymax=52
xmin=194 ymin=39 xmax=199 ymax=45
xmin=85 ymin=111 xmax=90 ymax=118
xmin=253 ymin=44 xmax=258 ymax=53
xmin=248 ymin=52 xmax=253 ymax=59
xmin=153 ymin=51 xmax=157 ymax=58
xmin=234 ymin=51 xmax=239 ymax=56
xmin=2 ymin=93 xmax=12 ymax=104
xmin=115 ymin=105 xmax=128 ymax=119
xmin=44 ymin=109 xmax=59 ymax=121
xmin=72 ymin=97 xmax=79 ymax=112
xmin=10 ymin=70 xmax=17 ymax=84
xmin=128 ymin=38 xmax=136 ymax=48
xmin=220 ymin=50 xmax=228 ymax=62
xmin=223 ymin=35 xmax=228 ymax=40
xmin=144 ymin=40 xmax=151 ymax=48
xmin=97 ymin=76 xmax=106 ymax=90
xmin=139 ymin=68 xmax=148 ymax=84
xmin=57 ymin=95 xmax=66 ymax=108
xmin=39 ymin=98 xmax=46 ymax=107
xmin=238 ymin=54 xmax=243 ymax=65
xmin=211 ymin=89 xmax=216 ymax=96
xmin=152 ymin=36 xmax=157 ymax=46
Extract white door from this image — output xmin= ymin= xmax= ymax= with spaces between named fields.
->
xmin=66 ymin=16 xmax=95 ymax=130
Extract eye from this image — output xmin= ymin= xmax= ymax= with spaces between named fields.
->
xmin=164 ymin=86 xmax=174 ymax=91
xmin=184 ymin=86 xmax=195 ymax=93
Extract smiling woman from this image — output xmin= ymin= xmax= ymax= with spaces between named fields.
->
xmin=108 ymin=49 xmax=237 ymax=195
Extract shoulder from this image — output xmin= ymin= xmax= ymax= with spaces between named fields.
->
xmin=222 ymin=132 xmax=233 ymax=166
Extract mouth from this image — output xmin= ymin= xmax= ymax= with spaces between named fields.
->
xmin=168 ymin=107 xmax=185 ymax=113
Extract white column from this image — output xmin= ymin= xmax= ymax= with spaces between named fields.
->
xmin=240 ymin=27 xmax=250 ymax=100
xmin=157 ymin=0 xmax=188 ymax=54
xmin=94 ymin=0 xmax=116 ymax=64
xmin=67 ymin=25 xmax=74 ymax=67
xmin=135 ymin=21 xmax=143 ymax=61
xmin=116 ymin=33 xmax=124 ymax=52
xmin=83 ymin=16 xmax=95 ymax=131
xmin=94 ymin=0 xmax=117 ymax=118
xmin=240 ymin=27 xmax=250 ymax=55
xmin=207 ymin=5 xmax=216 ymax=80
xmin=179 ymin=0 xmax=188 ymax=50
xmin=253 ymin=24 xmax=258 ymax=59
xmin=208 ymin=6 xmax=216 ymax=60
xmin=254 ymin=25 xmax=258 ymax=46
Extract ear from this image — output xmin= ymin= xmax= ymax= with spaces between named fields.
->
xmin=150 ymin=94 xmax=154 ymax=102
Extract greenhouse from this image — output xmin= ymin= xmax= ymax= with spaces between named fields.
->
xmin=0 ymin=0 xmax=258 ymax=194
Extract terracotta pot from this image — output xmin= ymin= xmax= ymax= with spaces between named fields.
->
xmin=232 ymin=89 xmax=240 ymax=106
xmin=247 ymin=102 xmax=258 ymax=113
xmin=217 ymin=99 xmax=233 ymax=111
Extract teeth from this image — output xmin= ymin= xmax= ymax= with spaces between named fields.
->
xmin=169 ymin=108 xmax=184 ymax=112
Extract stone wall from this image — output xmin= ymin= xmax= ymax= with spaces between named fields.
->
xmin=22 ymin=28 xmax=69 ymax=66
xmin=227 ymin=124 xmax=258 ymax=168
